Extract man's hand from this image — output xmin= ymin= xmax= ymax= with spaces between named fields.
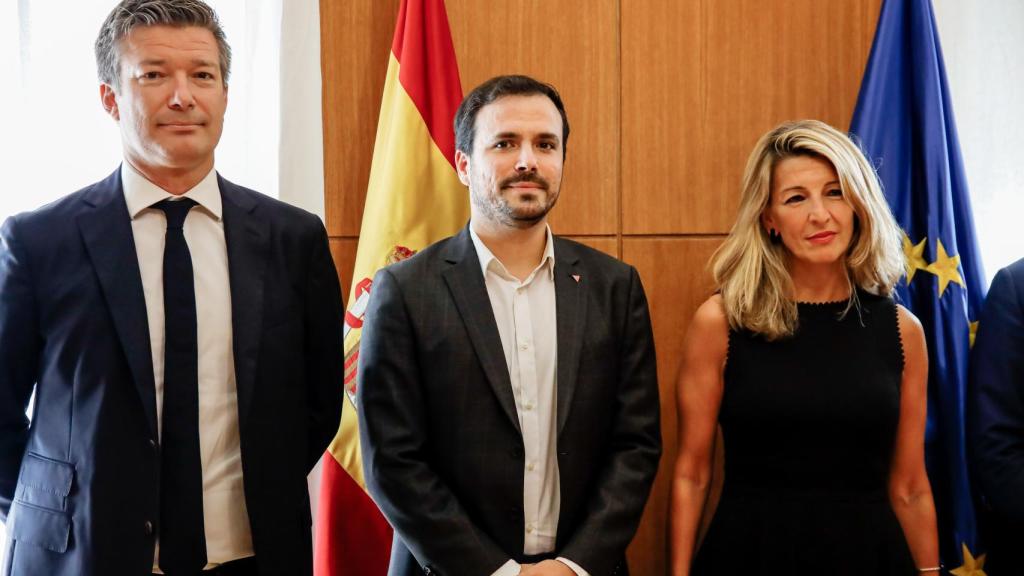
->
xmin=519 ymin=560 xmax=576 ymax=576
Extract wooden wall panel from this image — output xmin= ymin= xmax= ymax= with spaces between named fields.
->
xmin=447 ymin=0 xmax=620 ymax=236
xmin=700 ymin=0 xmax=877 ymax=231
xmin=320 ymin=0 xmax=401 ymax=237
xmin=329 ymin=238 xmax=360 ymax=300
xmin=621 ymin=0 xmax=705 ymax=235
xmin=565 ymin=236 xmax=619 ymax=259
xmin=622 ymin=0 xmax=882 ymax=235
xmin=621 ymin=237 xmax=722 ymax=576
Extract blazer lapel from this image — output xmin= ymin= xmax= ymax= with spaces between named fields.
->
xmin=554 ymin=238 xmax=586 ymax=435
xmin=219 ymin=176 xmax=268 ymax=431
xmin=441 ymin=227 xmax=522 ymax=434
xmin=78 ymin=168 xmax=159 ymax=439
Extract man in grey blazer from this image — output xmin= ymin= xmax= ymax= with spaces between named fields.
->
xmin=358 ymin=75 xmax=661 ymax=576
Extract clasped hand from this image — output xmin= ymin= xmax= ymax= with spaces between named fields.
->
xmin=518 ymin=559 xmax=576 ymax=575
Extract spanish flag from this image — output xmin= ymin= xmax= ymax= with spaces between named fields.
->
xmin=314 ymin=1 xmax=466 ymax=574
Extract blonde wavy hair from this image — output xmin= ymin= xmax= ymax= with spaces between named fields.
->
xmin=711 ymin=119 xmax=904 ymax=340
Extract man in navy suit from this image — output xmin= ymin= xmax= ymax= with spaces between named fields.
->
xmin=970 ymin=258 xmax=1024 ymax=575
xmin=0 ymin=1 xmax=343 ymax=574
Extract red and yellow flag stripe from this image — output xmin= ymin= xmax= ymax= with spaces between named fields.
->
xmin=315 ymin=1 xmax=466 ymax=574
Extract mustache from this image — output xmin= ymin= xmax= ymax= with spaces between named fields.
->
xmin=499 ymin=173 xmax=549 ymax=191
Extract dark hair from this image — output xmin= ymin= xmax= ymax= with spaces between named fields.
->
xmin=95 ymin=0 xmax=231 ymax=89
xmin=454 ymin=75 xmax=570 ymax=157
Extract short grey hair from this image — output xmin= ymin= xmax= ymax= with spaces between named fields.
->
xmin=95 ymin=0 xmax=231 ymax=89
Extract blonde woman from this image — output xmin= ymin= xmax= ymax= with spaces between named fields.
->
xmin=670 ymin=120 xmax=940 ymax=575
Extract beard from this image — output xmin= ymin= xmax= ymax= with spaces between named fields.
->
xmin=472 ymin=173 xmax=559 ymax=229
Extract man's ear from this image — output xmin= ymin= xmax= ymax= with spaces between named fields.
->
xmin=455 ymin=149 xmax=471 ymax=186
xmin=100 ymin=83 xmax=120 ymax=121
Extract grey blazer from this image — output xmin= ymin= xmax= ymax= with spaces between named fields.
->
xmin=358 ymin=226 xmax=661 ymax=576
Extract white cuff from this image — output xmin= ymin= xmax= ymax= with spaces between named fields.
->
xmin=491 ymin=559 xmax=521 ymax=576
xmin=557 ymin=557 xmax=590 ymax=576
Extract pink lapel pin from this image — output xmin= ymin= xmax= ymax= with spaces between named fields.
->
xmin=572 ymin=274 xmax=581 ymax=283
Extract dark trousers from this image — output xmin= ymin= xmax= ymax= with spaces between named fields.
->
xmin=978 ymin=509 xmax=1024 ymax=576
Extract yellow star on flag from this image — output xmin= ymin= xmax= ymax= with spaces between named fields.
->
xmin=970 ymin=321 xmax=979 ymax=348
xmin=925 ymin=238 xmax=965 ymax=297
xmin=950 ymin=542 xmax=987 ymax=576
xmin=903 ymin=232 xmax=929 ymax=283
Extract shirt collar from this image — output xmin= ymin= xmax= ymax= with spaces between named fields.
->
xmin=469 ymin=222 xmax=556 ymax=282
xmin=121 ymin=161 xmax=222 ymax=220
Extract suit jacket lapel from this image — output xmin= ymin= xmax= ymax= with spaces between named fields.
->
xmin=78 ymin=168 xmax=159 ymax=439
xmin=441 ymin=227 xmax=522 ymax=434
xmin=220 ymin=176 xmax=268 ymax=431
xmin=554 ymin=238 xmax=586 ymax=435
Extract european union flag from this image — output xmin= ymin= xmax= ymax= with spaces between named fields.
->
xmin=850 ymin=0 xmax=987 ymax=571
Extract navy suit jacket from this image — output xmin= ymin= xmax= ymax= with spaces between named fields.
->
xmin=969 ymin=257 xmax=1024 ymax=574
xmin=0 ymin=169 xmax=344 ymax=576
xmin=358 ymin=227 xmax=661 ymax=576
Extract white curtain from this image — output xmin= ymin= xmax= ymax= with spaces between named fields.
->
xmin=0 ymin=0 xmax=324 ymax=558
xmin=933 ymin=0 xmax=1024 ymax=283
xmin=0 ymin=0 xmax=324 ymax=218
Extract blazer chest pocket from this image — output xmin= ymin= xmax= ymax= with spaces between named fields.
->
xmin=9 ymin=452 xmax=74 ymax=553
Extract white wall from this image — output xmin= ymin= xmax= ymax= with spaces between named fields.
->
xmin=933 ymin=0 xmax=1024 ymax=284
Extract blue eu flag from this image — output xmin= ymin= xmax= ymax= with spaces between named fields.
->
xmin=851 ymin=0 xmax=987 ymax=571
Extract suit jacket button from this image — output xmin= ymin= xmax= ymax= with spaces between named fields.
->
xmin=144 ymin=520 xmax=154 ymax=536
xmin=148 ymin=438 xmax=158 ymax=450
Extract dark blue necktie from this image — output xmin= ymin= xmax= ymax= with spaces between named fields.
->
xmin=154 ymin=198 xmax=207 ymax=573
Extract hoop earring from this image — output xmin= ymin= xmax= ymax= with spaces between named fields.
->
xmin=769 ymin=228 xmax=782 ymax=244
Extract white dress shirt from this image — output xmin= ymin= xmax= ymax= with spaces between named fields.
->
xmin=121 ymin=162 xmax=254 ymax=571
xmin=469 ymin=225 xmax=589 ymax=576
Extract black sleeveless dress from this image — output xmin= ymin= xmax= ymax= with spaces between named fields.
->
xmin=692 ymin=292 xmax=916 ymax=575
